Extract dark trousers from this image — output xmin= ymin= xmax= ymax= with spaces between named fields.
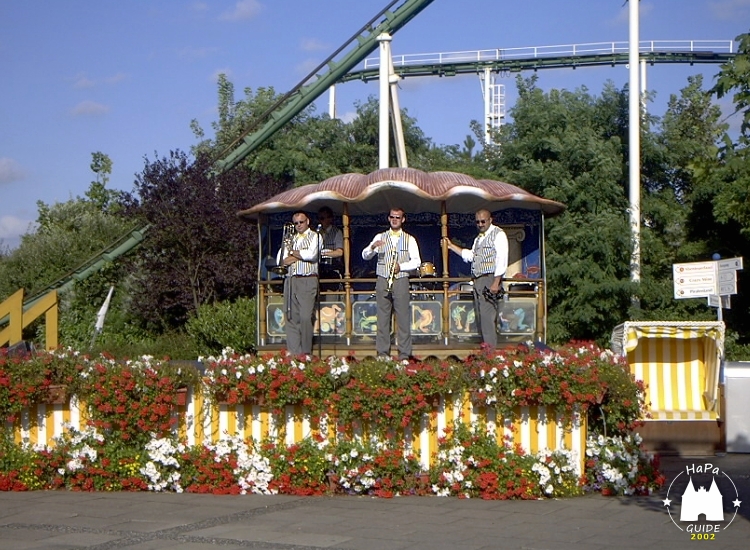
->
xmin=375 ymin=275 xmax=411 ymax=358
xmin=472 ymin=274 xmax=499 ymax=348
xmin=284 ymin=275 xmax=318 ymax=356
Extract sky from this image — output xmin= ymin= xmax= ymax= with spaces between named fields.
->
xmin=1 ymin=0 xmax=748 ymax=250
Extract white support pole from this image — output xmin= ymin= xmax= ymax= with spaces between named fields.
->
xmin=328 ymin=84 xmax=336 ymax=119
xmin=628 ymin=0 xmax=641 ymax=299
xmin=388 ymin=54 xmax=408 ymax=168
xmin=378 ymin=33 xmax=392 ymax=170
xmin=483 ymin=67 xmax=492 ymax=144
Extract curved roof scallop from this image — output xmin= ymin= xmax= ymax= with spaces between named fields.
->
xmin=238 ymin=167 xmax=566 ymax=219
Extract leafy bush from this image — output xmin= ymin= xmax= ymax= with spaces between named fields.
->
xmin=0 ymin=432 xmax=46 ymax=490
xmin=185 ymin=297 xmax=257 ymax=356
xmin=91 ymin=330 xmax=199 ymax=360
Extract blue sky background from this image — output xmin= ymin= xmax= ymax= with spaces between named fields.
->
xmin=1 ymin=0 xmax=748 ymax=250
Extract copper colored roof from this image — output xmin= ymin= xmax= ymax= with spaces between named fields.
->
xmin=238 ymin=167 xmax=566 ymax=219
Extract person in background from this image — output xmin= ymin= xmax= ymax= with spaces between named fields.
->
xmin=317 ymin=206 xmax=344 ymax=269
xmin=279 ymin=211 xmax=319 ymax=356
xmin=362 ymin=207 xmax=421 ymax=360
xmin=443 ymin=209 xmax=508 ymax=349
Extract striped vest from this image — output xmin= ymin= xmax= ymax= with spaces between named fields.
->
xmin=375 ymin=232 xmax=411 ymax=280
xmin=321 ymin=226 xmax=341 ymax=251
xmin=471 ymin=225 xmax=502 ymax=277
xmin=288 ymin=230 xmax=318 ymax=276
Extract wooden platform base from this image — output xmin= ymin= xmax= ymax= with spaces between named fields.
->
xmin=636 ymin=420 xmax=724 ymax=456
xmin=257 ymin=334 xmax=537 ymax=360
xmin=255 ymin=340 xmax=536 ymax=360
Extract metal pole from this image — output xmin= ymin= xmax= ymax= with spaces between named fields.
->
xmin=628 ymin=0 xmax=641 ymax=303
xmin=484 ymin=67 xmax=491 ymax=144
xmin=328 ymin=85 xmax=336 ymax=119
xmin=389 ymin=54 xmax=408 ymax=167
xmin=378 ymin=33 xmax=392 ymax=169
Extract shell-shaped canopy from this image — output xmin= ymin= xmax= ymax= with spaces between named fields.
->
xmin=237 ymin=167 xmax=566 ymax=219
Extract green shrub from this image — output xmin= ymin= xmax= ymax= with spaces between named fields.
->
xmin=185 ymin=297 xmax=257 ymax=356
xmin=91 ymin=331 xmax=200 ymax=360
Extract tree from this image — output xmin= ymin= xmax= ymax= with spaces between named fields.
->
xmin=85 ymin=152 xmax=122 ymax=212
xmin=485 ymin=77 xmax=635 ymax=343
xmin=192 ymin=76 xmax=447 ymax=183
xmin=0 ymin=172 xmax=133 ymax=302
xmin=0 ymin=154 xmax=135 ymax=348
xmin=123 ymin=151 xmax=283 ymax=331
xmin=632 ymin=75 xmax=728 ymax=323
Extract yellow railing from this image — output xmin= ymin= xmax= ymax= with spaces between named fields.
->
xmin=0 ymin=289 xmax=58 ymax=350
xmin=8 ymin=390 xmax=587 ymax=474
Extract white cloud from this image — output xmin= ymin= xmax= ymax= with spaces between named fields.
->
xmin=296 ymin=58 xmax=321 ymax=77
xmin=178 ymin=46 xmax=218 ymax=61
xmin=104 ymin=72 xmax=127 ymax=84
xmin=338 ymin=110 xmax=358 ymax=124
xmin=0 ymin=215 xmax=35 ymax=249
xmin=71 ymin=100 xmax=110 ymax=116
xmin=710 ymin=0 xmax=750 ymax=21
xmin=73 ymin=73 xmax=95 ymax=89
xmin=300 ymin=38 xmax=328 ymax=52
xmin=72 ymin=72 xmax=127 ymax=88
xmin=219 ymin=0 xmax=262 ymax=22
xmin=0 ymin=158 xmax=26 ymax=185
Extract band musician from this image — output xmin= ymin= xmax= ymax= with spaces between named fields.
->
xmin=443 ymin=209 xmax=508 ymax=349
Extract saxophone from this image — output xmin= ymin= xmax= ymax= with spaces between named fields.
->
xmin=385 ymin=248 xmax=398 ymax=294
xmin=272 ymin=222 xmax=296 ymax=276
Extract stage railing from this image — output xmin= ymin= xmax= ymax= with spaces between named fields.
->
xmin=257 ymin=275 xmax=545 ymax=351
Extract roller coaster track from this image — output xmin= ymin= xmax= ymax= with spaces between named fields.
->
xmin=1 ymin=225 xmax=150 ymax=322
xmin=339 ymin=39 xmax=735 ymax=82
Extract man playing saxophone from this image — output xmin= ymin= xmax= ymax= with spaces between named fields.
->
xmin=278 ymin=211 xmax=319 ymax=357
xmin=362 ymin=207 xmax=421 ymax=360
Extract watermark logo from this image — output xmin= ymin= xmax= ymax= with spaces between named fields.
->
xmin=663 ymin=462 xmax=741 ymax=539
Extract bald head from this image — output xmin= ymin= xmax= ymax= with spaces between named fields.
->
xmin=475 ymin=209 xmax=492 ymax=234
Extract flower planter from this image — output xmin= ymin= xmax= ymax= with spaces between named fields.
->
xmin=326 ymin=472 xmax=339 ymax=493
xmin=216 ymin=393 xmax=266 ymax=407
xmin=42 ymin=384 xmax=67 ymax=405
xmin=175 ymin=388 xmax=188 ymax=407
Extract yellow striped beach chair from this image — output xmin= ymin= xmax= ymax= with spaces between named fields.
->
xmin=611 ymin=321 xmax=724 ymax=421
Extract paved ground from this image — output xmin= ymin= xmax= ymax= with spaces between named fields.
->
xmin=0 ymin=455 xmax=748 ymax=550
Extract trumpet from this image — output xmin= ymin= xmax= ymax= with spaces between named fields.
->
xmin=385 ymin=249 xmax=398 ymax=294
xmin=271 ymin=222 xmax=296 ymax=276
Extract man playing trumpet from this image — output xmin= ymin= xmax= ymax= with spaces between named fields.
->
xmin=278 ymin=211 xmax=319 ymax=356
xmin=362 ymin=207 xmax=421 ymax=360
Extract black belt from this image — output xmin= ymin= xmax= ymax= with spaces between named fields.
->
xmin=472 ymin=273 xmax=493 ymax=280
xmin=291 ymin=274 xmax=318 ymax=278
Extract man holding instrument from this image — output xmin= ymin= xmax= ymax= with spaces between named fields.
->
xmin=362 ymin=207 xmax=421 ymax=360
xmin=443 ymin=209 xmax=508 ymax=349
xmin=278 ymin=211 xmax=319 ymax=356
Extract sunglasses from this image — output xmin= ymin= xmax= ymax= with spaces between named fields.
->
xmin=476 ymin=220 xmax=489 ymax=225
xmin=389 ymin=215 xmax=402 ymax=220
xmin=293 ymin=221 xmax=307 ymax=226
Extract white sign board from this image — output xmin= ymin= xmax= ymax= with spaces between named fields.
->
xmin=673 ymin=257 xmax=743 ymax=299
xmin=673 ymin=261 xmax=717 ymax=299
xmin=718 ymin=257 xmax=743 ymax=270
